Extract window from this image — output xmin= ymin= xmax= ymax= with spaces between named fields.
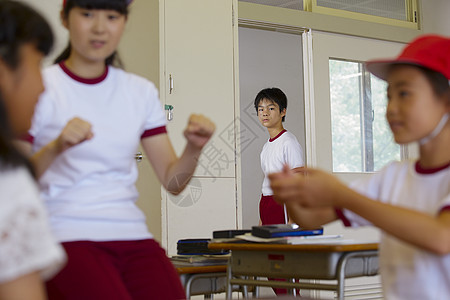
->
xmin=329 ymin=59 xmax=400 ymax=173
xmin=239 ymin=0 xmax=303 ymax=10
xmin=316 ymin=0 xmax=407 ymax=21
xmin=239 ymin=0 xmax=418 ymax=29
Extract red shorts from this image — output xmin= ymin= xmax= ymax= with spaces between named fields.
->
xmin=259 ymin=195 xmax=299 ymax=295
xmin=46 ymin=239 xmax=185 ymax=300
xmin=259 ymin=195 xmax=286 ymax=225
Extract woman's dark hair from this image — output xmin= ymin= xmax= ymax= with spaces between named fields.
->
xmin=54 ymin=0 xmax=129 ymax=67
xmin=0 ymin=0 xmax=54 ymax=175
xmin=254 ymin=87 xmax=288 ymax=122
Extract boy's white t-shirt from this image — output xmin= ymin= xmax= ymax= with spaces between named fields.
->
xmin=337 ymin=160 xmax=450 ymax=299
xmin=28 ymin=64 xmax=167 ymax=242
xmin=0 ymin=167 xmax=65 ymax=283
xmin=260 ymin=130 xmax=304 ymax=196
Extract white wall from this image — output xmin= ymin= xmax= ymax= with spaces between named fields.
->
xmin=421 ymin=0 xmax=450 ymax=35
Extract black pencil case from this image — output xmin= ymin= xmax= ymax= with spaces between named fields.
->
xmin=213 ymin=229 xmax=251 ymax=239
xmin=252 ymin=224 xmax=324 ymax=238
xmin=177 ymin=238 xmax=229 ymax=255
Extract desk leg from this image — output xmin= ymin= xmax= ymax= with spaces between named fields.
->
xmin=336 ymin=250 xmax=378 ymax=300
xmin=288 ymin=278 xmax=297 ymax=296
xmin=336 ymin=260 xmax=346 ymax=300
xmin=185 ymin=278 xmax=191 ymax=300
xmin=242 ymin=276 xmax=249 ymax=299
xmin=226 ymin=263 xmax=233 ymax=300
xmin=254 ymin=278 xmax=259 ymax=298
xmin=183 ymin=272 xmax=226 ymax=300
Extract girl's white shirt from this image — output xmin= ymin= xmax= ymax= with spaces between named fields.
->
xmin=29 ymin=64 xmax=167 ymax=242
xmin=0 ymin=167 xmax=66 ymax=283
xmin=341 ymin=160 xmax=450 ymax=299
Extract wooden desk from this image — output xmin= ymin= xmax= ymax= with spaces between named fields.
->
xmin=209 ymin=242 xmax=379 ymax=300
xmin=174 ymin=262 xmax=253 ymax=299
xmin=173 ymin=263 xmax=228 ymax=299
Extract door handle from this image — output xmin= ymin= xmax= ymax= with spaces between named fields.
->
xmin=135 ymin=152 xmax=144 ymax=163
xmin=169 ymin=74 xmax=174 ymax=94
xmin=165 ymin=104 xmax=174 ymax=121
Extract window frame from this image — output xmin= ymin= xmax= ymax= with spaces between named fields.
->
xmin=308 ymin=31 xmax=416 ymax=182
xmin=328 ymin=58 xmax=402 ymax=173
xmin=307 ymin=0 xmax=419 ymax=29
xmin=238 ymin=1 xmax=421 ymax=44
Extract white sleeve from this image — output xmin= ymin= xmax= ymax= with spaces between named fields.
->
xmin=337 ymin=168 xmax=387 ymax=227
xmin=28 ymin=90 xmax=50 ymax=140
xmin=439 ymin=193 xmax=450 ymax=213
xmin=143 ymin=81 xmax=167 ymax=131
xmin=283 ymin=139 xmax=304 ymax=169
xmin=0 ymin=168 xmax=66 ymax=283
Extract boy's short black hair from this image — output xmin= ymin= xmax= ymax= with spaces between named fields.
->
xmin=391 ymin=64 xmax=450 ymax=105
xmin=417 ymin=66 xmax=450 ymax=104
xmin=0 ymin=0 xmax=54 ymax=69
xmin=254 ymin=87 xmax=287 ymax=122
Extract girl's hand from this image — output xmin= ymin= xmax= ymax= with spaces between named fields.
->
xmin=56 ymin=117 xmax=93 ymax=153
xmin=292 ymin=166 xmax=306 ymax=174
xmin=269 ymin=165 xmax=346 ymax=208
xmin=183 ymin=114 xmax=215 ymax=149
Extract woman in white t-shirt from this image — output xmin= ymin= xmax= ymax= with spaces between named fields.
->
xmin=0 ymin=1 xmax=65 ymax=299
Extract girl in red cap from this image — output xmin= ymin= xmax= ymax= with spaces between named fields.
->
xmin=16 ymin=0 xmax=215 ymax=299
xmin=270 ymin=34 xmax=450 ymax=299
xmin=0 ymin=1 xmax=65 ymax=299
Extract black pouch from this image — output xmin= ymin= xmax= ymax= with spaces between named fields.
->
xmin=177 ymin=238 xmax=229 ymax=255
xmin=212 ymin=229 xmax=251 ymax=239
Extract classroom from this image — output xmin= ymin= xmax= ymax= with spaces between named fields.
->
xmin=10 ymin=0 xmax=450 ymax=299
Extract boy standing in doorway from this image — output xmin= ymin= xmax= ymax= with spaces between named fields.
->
xmin=254 ymin=87 xmax=305 ymax=295
xmin=255 ymin=88 xmax=305 ymax=225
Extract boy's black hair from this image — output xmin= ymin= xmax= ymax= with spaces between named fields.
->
xmin=0 ymin=0 xmax=53 ymax=68
xmin=254 ymin=87 xmax=288 ymax=122
xmin=55 ymin=0 xmax=129 ymax=67
xmin=418 ymin=66 xmax=450 ymax=103
xmin=391 ymin=64 xmax=449 ymax=103
xmin=0 ymin=0 xmax=54 ymax=176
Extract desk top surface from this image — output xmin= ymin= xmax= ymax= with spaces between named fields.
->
xmin=173 ymin=264 xmax=227 ymax=274
xmin=208 ymin=242 xmax=378 ymax=252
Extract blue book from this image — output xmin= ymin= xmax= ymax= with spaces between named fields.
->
xmin=252 ymin=224 xmax=323 ymax=238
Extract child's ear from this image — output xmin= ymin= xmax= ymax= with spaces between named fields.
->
xmin=445 ymin=88 xmax=450 ymax=111
xmin=281 ymin=108 xmax=286 ymax=117
xmin=0 ymin=58 xmax=9 ymax=83
xmin=0 ymin=58 xmax=12 ymax=98
xmin=60 ymin=10 xmax=69 ymax=29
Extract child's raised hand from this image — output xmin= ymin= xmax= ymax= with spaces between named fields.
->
xmin=269 ymin=165 xmax=303 ymax=204
xmin=56 ymin=117 xmax=93 ymax=153
xmin=270 ymin=165 xmax=345 ymax=208
xmin=183 ymin=114 xmax=216 ymax=149
xmin=292 ymin=166 xmax=306 ymax=174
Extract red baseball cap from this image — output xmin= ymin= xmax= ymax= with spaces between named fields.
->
xmin=63 ymin=0 xmax=133 ymax=7
xmin=366 ymin=34 xmax=450 ymax=80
